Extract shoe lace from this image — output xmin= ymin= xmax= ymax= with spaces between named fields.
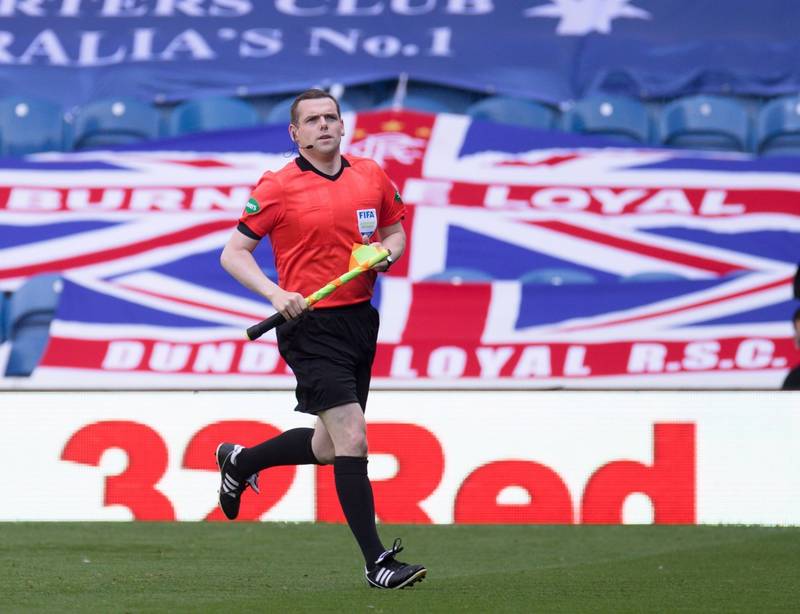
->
xmin=245 ymin=472 xmax=260 ymax=495
xmin=223 ymin=466 xmax=260 ymax=497
xmin=374 ymin=538 xmax=406 ymax=569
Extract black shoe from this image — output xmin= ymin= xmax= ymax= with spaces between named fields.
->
xmin=365 ymin=539 xmax=426 ymax=589
xmin=215 ymin=443 xmax=259 ymax=520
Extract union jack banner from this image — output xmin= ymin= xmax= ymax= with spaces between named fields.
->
xmin=1 ymin=111 xmax=798 ymax=389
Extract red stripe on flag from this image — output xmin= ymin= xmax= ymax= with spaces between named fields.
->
xmin=531 ymin=220 xmax=747 ymax=275
xmin=561 ymin=276 xmax=793 ymax=332
xmin=114 ymin=283 xmax=268 ymax=321
xmin=0 ymin=219 xmax=234 ymax=279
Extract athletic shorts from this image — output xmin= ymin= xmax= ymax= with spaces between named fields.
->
xmin=276 ymin=300 xmax=379 ymax=414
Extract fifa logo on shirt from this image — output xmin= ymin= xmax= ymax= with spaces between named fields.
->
xmin=356 ymin=208 xmax=378 ymax=243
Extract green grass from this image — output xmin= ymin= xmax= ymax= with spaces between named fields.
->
xmin=1 ymin=523 xmax=798 ymax=613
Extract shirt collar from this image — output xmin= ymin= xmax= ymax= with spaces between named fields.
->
xmin=295 ymin=154 xmax=350 ymax=181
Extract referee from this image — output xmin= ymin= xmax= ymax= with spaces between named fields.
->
xmin=216 ymin=88 xmax=426 ymax=590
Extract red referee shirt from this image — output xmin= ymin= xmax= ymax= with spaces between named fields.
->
xmin=238 ymin=154 xmax=405 ymax=308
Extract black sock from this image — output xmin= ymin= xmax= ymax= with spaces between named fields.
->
xmin=234 ymin=427 xmax=319 ymax=476
xmin=334 ymin=456 xmax=385 ymax=568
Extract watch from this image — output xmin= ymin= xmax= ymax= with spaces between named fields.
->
xmin=384 ymin=249 xmax=394 ymax=270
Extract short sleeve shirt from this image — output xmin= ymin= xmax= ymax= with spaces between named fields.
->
xmin=238 ymin=154 xmax=404 ymax=308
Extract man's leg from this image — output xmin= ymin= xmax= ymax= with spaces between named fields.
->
xmin=311 ymin=416 xmax=335 ymax=465
xmin=317 ymin=402 xmax=385 ymax=566
xmin=216 ymin=423 xmax=324 ymax=521
xmin=234 ymin=426 xmax=320 ymax=476
xmin=319 ymin=403 xmax=427 ymax=589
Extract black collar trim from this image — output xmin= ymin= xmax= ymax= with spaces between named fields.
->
xmin=295 ymin=154 xmax=350 ymax=181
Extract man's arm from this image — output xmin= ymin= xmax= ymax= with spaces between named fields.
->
xmin=220 ymin=230 xmax=308 ymax=320
xmin=372 ymin=221 xmax=406 ymax=273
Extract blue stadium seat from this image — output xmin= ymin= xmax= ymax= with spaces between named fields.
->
xmin=0 ymin=291 xmax=8 ymax=343
xmin=0 ymin=97 xmax=66 ymax=156
xmin=168 ymin=96 xmax=260 ymax=136
xmin=620 ymin=272 xmax=688 ymax=282
xmin=519 ymin=268 xmax=597 ymax=285
xmin=72 ymin=98 xmax=161 ymax=150
xmin=265 ymin=95 xmax=354 ymax=124
xmin=384 ymin=94 xmax=451 ymax=114
xmin=563 ymin=95 xmax=650 ymax=144
xmin=466 ymin=96 xmax=558 ymax=129
xmin=339 ymin=84 xmax=382 ymax=111
xmin=405 ymin=83 xmax=477 ymax=113
xmin=391 ymin=94 xmax=452 ymax=114
xmin=5 ymin=274 xmax=63 ymax=377
xmin=658 ymin=95 xmax=750 ymax=152
xmin=265 ymin=95 xmax=300 ymax=124
xmin=756 ymin=95 xmax=800 ymax=156
xmin=424 ymin=268 xmax=493 ymax=283
xmin=378 ymin=83 xmax=478 ymax=114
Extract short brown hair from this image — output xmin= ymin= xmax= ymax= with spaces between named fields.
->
xmin=290 ymin=89 xmax=341 ymax=124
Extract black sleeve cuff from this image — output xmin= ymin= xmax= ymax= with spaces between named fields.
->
xmin=237 ymin=221 xmax=262 ymax=240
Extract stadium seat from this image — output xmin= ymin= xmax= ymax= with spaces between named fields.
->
xmin=4 ymin=274 xmax=63 ymax=377
xmin=658 ymin=95 xmax=750 ymax=152
xmin=339 ymin=84 xmax=382 ymax=111
xmin=562 ymin=95 xmax=650 ymax=144
xmin=424 ymin=268 xmax=493 ymax=283
xmin=378 ymin=83 xmax=479 ymax=114
xmin=756 ymin=95 xmax=800 ymax=156
xmin=466 ymin=96 xmax=558 ymax=129
xmin=0 ymin=97 xmax=66 ymax=156
xmin=620 ymin=272 xmax=688 ymax=282
xmin=406 ymin=83 xmax=477 ymax=113
xmin=382 ymin=94 xmax=451 ymax=114
xmin=519 ymin=268 xmax=597 ymax=285
xmin=0 ymin=291 xmax=8 ymax=343
xmin=72 ymin=98 xmax=161 ymax=150
xmin=265 ymin=95 xmax=300 ymax=124
xmin=168 ymin=96 xmax=261 ymax=136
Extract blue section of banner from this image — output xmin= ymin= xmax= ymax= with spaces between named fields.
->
xmin=689 ymin=300 xmax=798 ymax=326
xmin=2 ymin=1 xmax=800 ymax=106
xmin=646 ymin=229 xmax=800 ymax=265
xmin=515 ymin=279 xmax=723 ymax=328
xmin=0 ymin=220 xmax=119 ymax=249
xmin=56 ymin=280 xmax=219 ymax=327
xmin=445 ymin=226 xmax=619 ymax=282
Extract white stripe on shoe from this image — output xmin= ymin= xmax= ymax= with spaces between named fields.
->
xmin=222 ymin=475 xmax=239 ymax=493
xmin=376 ymin=568 xmax=395 ymax=586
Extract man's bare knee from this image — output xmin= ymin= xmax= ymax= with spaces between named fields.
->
xmin=342 ymin=432 xmax=368 ymax=458
xmin=319 ymin=403 xmax=368 ymax=458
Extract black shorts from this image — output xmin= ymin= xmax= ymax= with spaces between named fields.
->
xmin=276 ymin=300 xmax=379 ymax=414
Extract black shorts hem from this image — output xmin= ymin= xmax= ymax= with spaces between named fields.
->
xmin=294 ymin=396 xmax=362 ymax=415
xmin=278 ymin=300 xmax=379 ymax=416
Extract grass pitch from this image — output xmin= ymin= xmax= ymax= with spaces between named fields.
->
xmin=2 ymin=523 xmax=798 ymax=613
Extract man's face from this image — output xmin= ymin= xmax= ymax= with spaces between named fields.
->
xmin=291 ymin=98 xmax=344 ymax=155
